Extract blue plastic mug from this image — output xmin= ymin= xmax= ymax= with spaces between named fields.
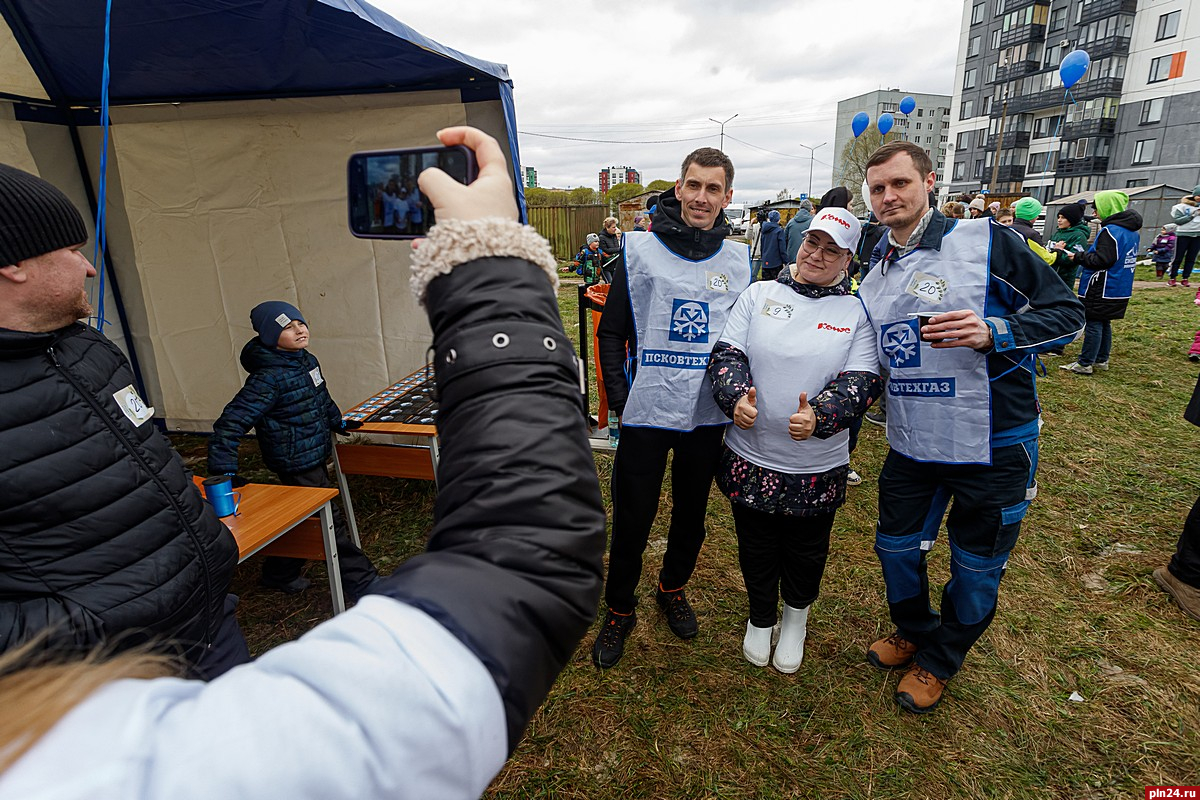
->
xmin=202 ymin=476 xmax=241 ymax=518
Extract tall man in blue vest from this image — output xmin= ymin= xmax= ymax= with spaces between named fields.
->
xmin=856 ymin=142 xmax=1084 ymax=712
xmin=592 ymin=148 xmax=751 ymax=668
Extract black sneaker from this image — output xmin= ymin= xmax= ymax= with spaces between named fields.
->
xmin=655 ymin=585 xmax=698 ymax=639
xmin=592 ymin=609 xmax=637 ymax=668
xmin=259 ymin=574 xmax=311 ymax=594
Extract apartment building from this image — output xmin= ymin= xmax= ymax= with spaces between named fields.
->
xmin=833 ymin=89 xmax=953 ymax=188
xmin=946 ymin=0 xmax=1198 ymax=201
xmin=598 ymin=166 xmax=642 ymax=194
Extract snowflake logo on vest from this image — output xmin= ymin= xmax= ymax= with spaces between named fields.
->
xmin=881 ymin=319 xmax=921 ymax=368
xmin=669 ymin=299 xmax=710 ymax=343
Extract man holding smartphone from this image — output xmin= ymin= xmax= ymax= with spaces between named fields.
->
xmin=592 ymin=148 xmax=751 ymax=669
xmin=856 ymin=141 xmax=1084 ymax=713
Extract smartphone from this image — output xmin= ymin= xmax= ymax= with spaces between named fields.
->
xmin=347 ymin=145 xmax=478 ymax=239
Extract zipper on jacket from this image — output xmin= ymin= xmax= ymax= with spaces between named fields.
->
xmin=48 ymin=346 xmax=216 ymax=648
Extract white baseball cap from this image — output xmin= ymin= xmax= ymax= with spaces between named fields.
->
xmin=807 ymin=207 xmax=862 ymax=251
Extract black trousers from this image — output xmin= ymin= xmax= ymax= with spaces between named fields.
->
xmin=875 ymin=443 xmax=1037 ymax=680
xmin=1169 ymin=494 xmax=1200 ymax=589
xmin=731 ymin=502 xmax=835 ymax=627
xmin=604 ymin=424 xmax=725 ymax=613
xmin=1170 ymin=236 xmax=1200 ymax=280
xmin=261 ymin=465 xmax=379 ymax=600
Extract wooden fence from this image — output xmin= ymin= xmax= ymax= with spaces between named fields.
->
xmin=527 ymin=204 xmax=608 ymax=260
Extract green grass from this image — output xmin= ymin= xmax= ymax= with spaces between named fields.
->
xmin=174 ymin=274 xmax=1200 ymax=799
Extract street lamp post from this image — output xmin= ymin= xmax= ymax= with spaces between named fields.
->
xmin=709 ymin=113 xmax=738 ymax=152
xmin=796 ymin=142 xmax=827 ymax=200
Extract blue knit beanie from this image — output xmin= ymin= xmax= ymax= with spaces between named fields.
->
xmin=250 ymin=301 xmax=305 ymax=347
xmin=769 ymin=210 xmax=780 ymax=222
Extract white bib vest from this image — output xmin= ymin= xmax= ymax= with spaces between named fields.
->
xmin=858 ymin=219 xmax=993 ymax=464
xmin=622 ymin=231 xmax=751 ymax=430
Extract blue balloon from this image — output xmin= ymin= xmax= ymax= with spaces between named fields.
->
xmin=899 ymin=96 xmax=916 ymax=115
xmin=878 ymin=112 xmax=894 ymax=136
xmin=852 ymin=112 xmax=870 ymax=138
xmin=1059 ymin=49 xmax=1090 ymax=88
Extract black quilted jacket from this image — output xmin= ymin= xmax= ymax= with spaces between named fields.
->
xmin=207 ymin=339 xmax=344 ymax=476
xmin=0 ymin=323 xmax=238 ymax=663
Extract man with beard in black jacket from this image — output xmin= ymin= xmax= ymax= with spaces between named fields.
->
xmin=0 ymin=164 xmax=248 ymax=678
xmin=592 ymin=148 xmax=752 ymax=668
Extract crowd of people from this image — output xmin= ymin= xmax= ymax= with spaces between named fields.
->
xmin=1 ymin=125 xmax=1199 ymax=795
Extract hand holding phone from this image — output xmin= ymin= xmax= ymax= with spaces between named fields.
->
xmin=418 ymin=126 xmax=518 ymax=224
xmin=347 ymin=141 xmax=480 ymax=239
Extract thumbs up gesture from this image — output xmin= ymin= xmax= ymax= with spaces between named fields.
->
xmin=734 ymin=386 xmax=759 ymax=430
xmin=789 ymin=392 xmax=816 ymax=441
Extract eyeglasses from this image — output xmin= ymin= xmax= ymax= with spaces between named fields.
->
xmin=799 ymin=235 xmax=847 ymax=261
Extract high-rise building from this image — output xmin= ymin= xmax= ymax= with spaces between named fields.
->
xmin=599 ymin=166 xmax=642 ymax=194
xmin=523 ymin=166 xmax=537 ymax=189
xmin=946 ymin=0 xmax=1199 ymax=201
xmin=833 ymin=90 xmax=953 ymax=190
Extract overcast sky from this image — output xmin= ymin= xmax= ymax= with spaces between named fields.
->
xmin=382 ymin=0 xmax=966 ymax=204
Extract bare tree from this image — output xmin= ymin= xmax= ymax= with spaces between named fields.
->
xmin=838 ymin=130 xmax=899 ymax=215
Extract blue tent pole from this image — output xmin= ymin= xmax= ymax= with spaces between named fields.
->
xmin=0 ymin=0 xmax=150 ymax=400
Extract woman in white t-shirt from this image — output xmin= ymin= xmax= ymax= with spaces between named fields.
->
xmin=708 ymin=207 xmax=882 ymax=674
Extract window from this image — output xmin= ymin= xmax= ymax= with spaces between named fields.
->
xmin=881 ymin=101 xmax=899 ymax=112
xmin=961 ymin=98 xmax=975 ymax=119
xmin=1148 ymin=54 xmax=1180 ymax=83
xmin=964 ymin=68 xmax=977 ymax=90
xmin=968 ymin=36 xmax=981 ymax=57
xmin=1027 ymin=151 xmax=1057 ymax=173
xmin=954 ymin=162 xmax=966 ymax=181
xmin=916 ymin=122 xmax=923 ymax=130
xmin=1140 ymin=97 xmax=1164 ymax=124
xmin=976 ymin=128 xmax=990 ymax=149
xmin=917 ymin=108 xmax=924 ymax=117
xmin=974 ymin=159 xmax=984 ymax=179
xmin=982 ymin=95 xmax=994 ymax=115
xmin=1132 ymin=139 xmax=1156 ymax=164
xmin=986 ymin=61 xmax=998 ymax=83
xmin=1074 ymin=138 xmax=1089 ymax=159
xmin=1126 ymin=179 xmax=1148 ymax=188
xmin=956 ymin=131 xmax=971 ymax=150
xmin=991 ymin=28 xmax=1001 ymax=49
xmin=971 ymin=3 xmax=984 ymax=25
xmin=1048 ymin=6 xmax=1065 ymax=32
xmin=1157 ymin=10 xmax=1180 ymax=41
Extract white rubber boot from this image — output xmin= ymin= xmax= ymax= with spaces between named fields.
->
xmin=742 ymin=620 xmax=773 ymax=667
xmin=772 ymin=604 xmax=809 ymax=674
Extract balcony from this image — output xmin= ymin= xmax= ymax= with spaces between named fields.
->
xmin=1082 ymin=34 xmax=1131 ymax=60
xmin=1000 ymin=23 xmax=1047 ymax=49
xmin=992 ymin=164 xmax=1028 ymax=183
xmin=987 ymin=130 xmax=1032 ymax=150
xmin=1073 ymin=75 xmax=1124 ymax=99
xmin=1061 ymin=117 xmax=1116 ymax=140
xmin=1056 ymin=156 xmax=1109 ymax=176
xmin=1001 ymin=0 xmax=1050 ymax=10
xmin=995 ymin=58 xmax=1042 ymax=82
xmin=1006 ymin=88 xmax=1067 ymax=113
xmin=1078 ymin=0 xmax=1137 ymax=26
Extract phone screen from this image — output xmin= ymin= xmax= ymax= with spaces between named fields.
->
xmin=347 ymin=146 xmax=476 ymax=239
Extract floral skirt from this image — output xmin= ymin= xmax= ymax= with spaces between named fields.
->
xmin=715 ymin=446 xmax=847 ymax=517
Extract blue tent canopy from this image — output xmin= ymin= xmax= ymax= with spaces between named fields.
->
xmin=0 ymin=0 xmax=526 ymax=427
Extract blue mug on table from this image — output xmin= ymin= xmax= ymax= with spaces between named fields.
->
xmin=202 ymin=475 xmax=241 ymax=518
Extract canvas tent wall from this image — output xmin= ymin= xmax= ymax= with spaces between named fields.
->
xmin=0 ymin=0 xmax=524 ymax=430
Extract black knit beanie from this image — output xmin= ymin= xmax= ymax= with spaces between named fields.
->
xmin=250 ymin=300 xmax=306 ymax=347
xmin=0 ymin=164 xmax=88 ymax=266
xmin=1058 ymin=203 xmax=1084 ymax=226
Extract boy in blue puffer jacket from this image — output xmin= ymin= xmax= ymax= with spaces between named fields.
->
xmin=208 ymin=301 xmax=378 ymax=598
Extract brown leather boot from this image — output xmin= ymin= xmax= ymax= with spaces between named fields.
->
xmin=867 ymin=631 xmax=917 ymax=670
xmin=1153 ymin=567 xmax=1200 ymax=622
xmin=895 ymin=664 xmax=947 ymax=714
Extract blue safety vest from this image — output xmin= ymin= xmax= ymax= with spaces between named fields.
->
xmin=858 ymin=219 xmax=995 ymax=464
xmin=622 ymin=232 xmax=751 ymax=430
xmin=1078 ymin=224 xmax=1138 ymax=301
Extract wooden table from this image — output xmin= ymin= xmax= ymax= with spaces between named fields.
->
xmin=334 ymin=365 xmax=441 ymax=545
xmin=194 ymin=477 xmax=345 ymax=613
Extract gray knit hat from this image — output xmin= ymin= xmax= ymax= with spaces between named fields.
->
xmin=0 ymin=164 xmax=88 ymax=266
